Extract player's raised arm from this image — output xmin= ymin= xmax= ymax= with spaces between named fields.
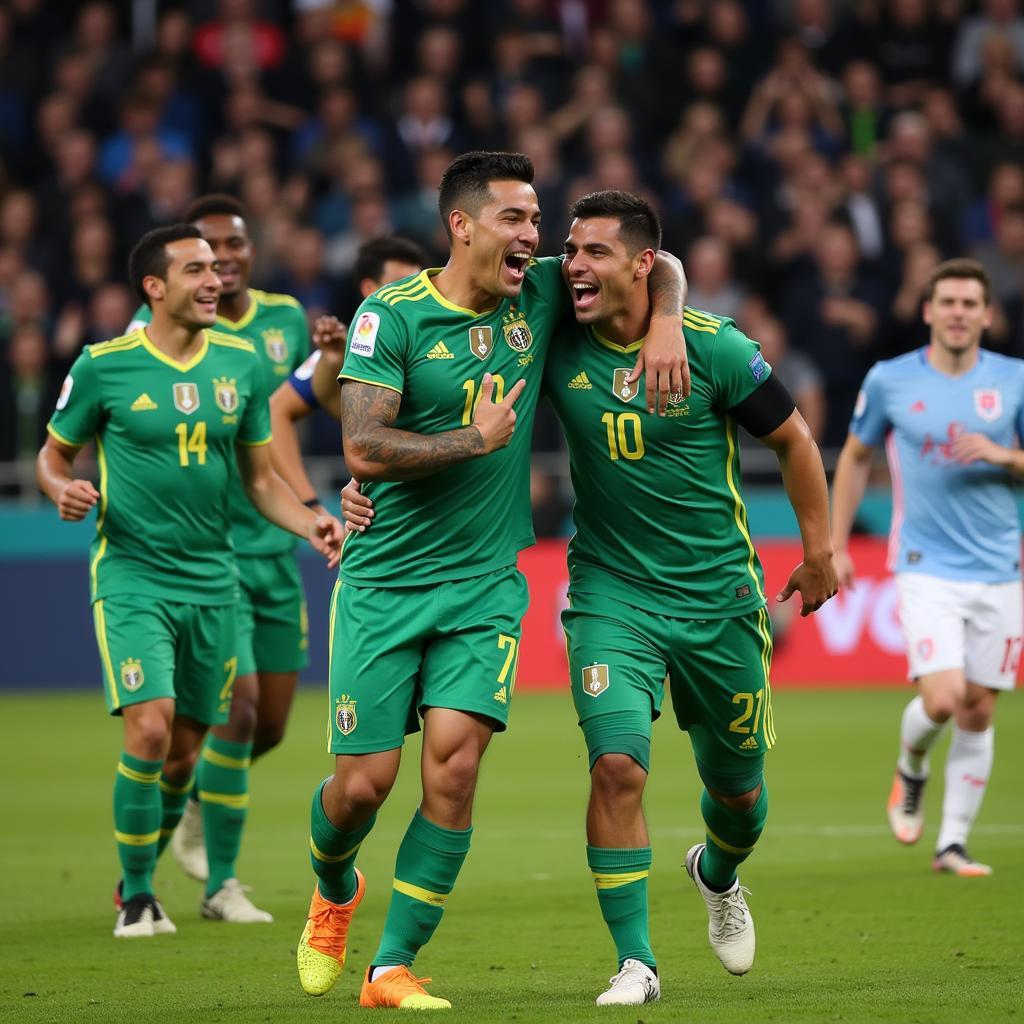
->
xmin=36 ymin=435 xmax=98 ymax=521
xmin=269 ymin=379 xmax=327 ymax=514
xmin=830 ymin=432 xmax=876 ymax=587
xmin=341 ymin=373 xmax=526 ymax=482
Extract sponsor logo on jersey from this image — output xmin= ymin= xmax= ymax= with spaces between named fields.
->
xmin=130 ymin=393 xmax=158 ymax=411
xmin=974 ymin=388 xmax=1002 ymax=422
xmin=735 ymin=584 xmax=751 ymax=599
xmin=469 ymin=326 xmax=493 ymax=360
xmin=427 ymin=341 xmax=455 ymax=360
xmin=748 ymin=352 xmax=767 ymax=382
xmin=263 ymin=329 xmax=289 ymax=364
xmin=335 ymin=694 xmax=358 ymax=735
xmin=120 ymin=658 xmax=144 ymax=692
xmin=739 ymin=736 xmax=759 ymax=750
xmin=56 ymin=374 xmax=74 ymax=411
xmin=612 ymin=368 xmax=639 ymax=403
xmin=213 ymin=377 xmax=239 ymax=413
xmin=667 ymin=390 xmax=690 ymax=417
xmin=502 ymin=310 xmax=533 ymax=352
xmin=582 ymin=663 xmax=610 ymax=697
xmin=568 ymin=371 xmax=592 ymax=390
xmin=173 ymin=382 xmax=200 ymax=414
xmin=351 ymin=312 xmax=380 ymax=357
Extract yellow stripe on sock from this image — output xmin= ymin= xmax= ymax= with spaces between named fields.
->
xmin=309 ymin=836 xmax=364 ymax=864
xmin=706 ymin=827 xmax=756 ymax=856
xmin=198 ymin=790 xmax=249 ymax=809
xmin=202 ymin=747 xmax=251 ymax=770
xmin=114 ymin=829 xmax=161 ymax=846
xmin=393 ymin=878 xmax=448 ymax=906
xmin=159 ymin=777 xmax=193 ymax=796
xmin=592 ymin=869 xmax=649 ymax=890
xmin=117 ymin=762 xmax=161 ymax=784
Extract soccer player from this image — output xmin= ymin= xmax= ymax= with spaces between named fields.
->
xmin=36 ymin=224 xmax=343 ymax=937
xmin=296 ymin=153 xmax=689 ymax=1010
xmin=831 ymin=258 xmax=1024 ymax=876
xmin=128 ymin=195 xmax=311 ymax=921
xmin=340 ymin=191 xmax=838 ymax=1005
xmin=270 ymin=236 xmax=426 ymax=509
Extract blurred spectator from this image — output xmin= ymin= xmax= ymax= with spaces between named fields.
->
xmin=872 ymin=0 xmax=953 ymax=109
xmin=0 ymin=321 xmax=60 ymax=463
xmin=952 ymin=0 xmax=1024 ymax=89
xmin=270 ymin=224 xmax=336 ymax=322
xmin=971 ymin=204 xmax=1024 ymax=306
xmin=685 ymin=236 xmax=746 ymax=320
xmin=193 ymin=0 xmax=287 ymax=73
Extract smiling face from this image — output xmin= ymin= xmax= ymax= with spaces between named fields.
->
xmin=924 ymin=277 xmax=991 ymax=355
xmin=191 ymin=212 xmax=252 ymax=299
xmin=146 ymin=237 xmax=222 ymax=329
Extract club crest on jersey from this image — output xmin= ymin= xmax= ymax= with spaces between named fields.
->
xmin=612 ymin=368 xmax=639 ymax=403
xmin=502 ymin=311 xmax=533 ymax=353
xmin=469 ymin=325 xmax=494 ymax=360
xmin=173 ymin=382 xmax=200 ymax=414
xmin=213 ymin=377 xmax=239 ymax=413
xmin=263 ymin=329 xmax=288 ymax=363
xmin=120 ymin=658 xmax=144 ymax=692
xmin=582 ymin=663 xmax=610 ymax=697
xmin=974 ymin=388 xmax=1002 ymax=422
xmin=335 ymin=694 xmax=358 ymax=735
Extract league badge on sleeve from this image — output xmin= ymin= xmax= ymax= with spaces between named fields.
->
xmin=748 ymin=352 xmax=767 ymax=383
xmin=56 ymin=374 xmax=74 ymax=411
xmin=974 ymin=389 xmax=1002 ymax=422
xmin=350 ymin=313 xmax=380 ymax=358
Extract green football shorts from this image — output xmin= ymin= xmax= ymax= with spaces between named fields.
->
xmin=327 ymin=565 xmax=529 ymax=754
xmin=236 ymin=552 xmax=309 ymax=678
xmin=561 ymin=591 xmax=775 ymax=793
xmin=92 ymin=596 xmax=237 ymax=725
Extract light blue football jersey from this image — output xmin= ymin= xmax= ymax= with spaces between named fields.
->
xmin=851 ymin=347 xmax=1024 ymax=583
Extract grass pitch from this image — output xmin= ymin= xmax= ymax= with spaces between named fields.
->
xmin=1 ymin=687 xmax=1022 ymax=1023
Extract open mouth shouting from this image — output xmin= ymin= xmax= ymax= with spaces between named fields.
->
xmin=571 ymin=279 xmax=600 ymax=312
xmin=503 ymin=249 xmax=532 ymax=285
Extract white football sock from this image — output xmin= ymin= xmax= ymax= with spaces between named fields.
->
xmin=897 ymin=695 xmax=946 ymax=778
xmin=371 ymin=965 xmax=402 ymax=982
xmin=936 ymin=725 xmax=993 ymax=852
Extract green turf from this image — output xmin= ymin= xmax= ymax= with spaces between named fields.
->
xmin=1 ymin=688 xmax=1022 ymax=1023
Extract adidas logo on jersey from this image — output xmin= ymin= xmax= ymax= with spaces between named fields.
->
xmin=131 ymin=393 xmax=158 ymax=411
xmin=568 ymin=372 xmax=592 ymax=390
xmin=739 ymin=736 xmax=759 ymax=750
xmin=427 ymin=341 xmax=455 ymax=360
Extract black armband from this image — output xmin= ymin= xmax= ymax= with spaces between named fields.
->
xmin=302 ymin=497 xmax=322 ymax=509
xmin=726 ymin=374 xmax=796 ymax=438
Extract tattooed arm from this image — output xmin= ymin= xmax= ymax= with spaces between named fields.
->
xmin=342 ymin=373 xmax=526 ymax=482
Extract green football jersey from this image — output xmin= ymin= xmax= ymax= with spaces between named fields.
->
xmin=338 ymin=258 xmax=569 ymax=586
xmin=48 ymin=328 xmax=272 ymax=605
xmin=544 ymin=308 xmax=772 ymax=619
xmin=130 ymin=289 xmax=309 ymax=554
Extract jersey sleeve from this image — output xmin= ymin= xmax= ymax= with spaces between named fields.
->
xmin=710 ymin=321 xmax=774 ymax=410
xmin=339 ymin=297 xmax=408 ymax=394
xmin=125 ymin=303 xmax=151 ymax=333
xmin=527 ymin=256 xmax=571 ymax=316
xmin=237 ymin=354 xmax=272 ymax=445
xmin=47 ymin=350 xmax=103 ymax=447
xmin=288 ymin=350 xmax=321 ymax=409
xmin=849 ymin=364 xmax=890 ymax=446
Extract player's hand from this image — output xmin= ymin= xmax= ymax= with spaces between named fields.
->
xmin=472 ymin=373 xmax=527 ymax=453
xmin=308 ymin=513 xmax=345 ymax=568
xmin=777 ymin=554 xmax=838 ymax=617
xmin=628 ymin=319 xmax=690 ymax=415
xmin=951 ymin=433 xmax=1012 ymax=468
xmin=833 ymin=550 xmax=856 ymax=589
xmin=312 ymin=315 xmax=347 ymax=356
xmin=58 ymin=478 xmax=99 ymax=521
xmin=340 ymin=477 xmax=374 ymax=533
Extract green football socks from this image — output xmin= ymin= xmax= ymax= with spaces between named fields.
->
xmin=114 ymin=753 xmax=163 ymax=901
xmin=156 ymin=772 xmax=192 ymax=856
xmin=197 ymin=735 xmax=252 ymax=898
xmin=373 ymin=810 xmax=472 ymax=967
xmin=588 ymin=845 xmax=655 ymax=969
xmin=699 ymin=783 xmax=768 ymax=890
xmin=309 ymin=778 xmax=376 ymax=904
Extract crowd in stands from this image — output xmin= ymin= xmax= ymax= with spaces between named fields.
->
xmin=2 ymin=0 xmax=1024 ymax=477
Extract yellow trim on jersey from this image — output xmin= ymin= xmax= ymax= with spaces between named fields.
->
xmin=90 ymin=334 xmax=143 ymax=358
xmin=756 ymin=608 xmax=776 ymax=748
xmin=198 ymin=790 xmax=250 ymax=809
xmin=236 ymin=434 xmax=273 ymax=447
xmin=337 ymin=373 xmax=403 ymax=395
xmin=114 ymin=829 xmax=161 ymax=846
xmin=90 ymin=436 xmax=110 ymax=599
xmin=592 ymin=869 xmax=649 ymax=890
xmin=684 ymin=308 xmax=722 ymax=327
xmin=159 ymin=777 xmax=193 ymax=796
xmin=215 ymin=290 xmax=260 ymax=331
xmin=310 ymin=835 xmax=364 ymax=864
xmin=590 ymin=327 xmax=643 ymax=354
xmin=326 ymin=579 xmax=341 ymax=752
xmin=117 ymin=761 xmax=161 ymax=784
xmin=46 ymin=423 xmax=86 ymax=448
xmin=94 ymin=601 xmax=119 ymax=710
xmin=682 ymin=316 xmax=718 ymax=335
xmin=376 ymin=275 xmax=431 ymax=304
xmin=139 ymin=328 xmax=210 ymax=372
xmin=393 ymin=878 xmax=448 ymax=906
xmin=249 ymin=288 xmax=300 ymax=308
xmin=723 ymin=418 xmax=765 ymax=602
xmin=706 ymin=827 xmax=755 ymax=856
xmin=202 ymin=746 xmax=252 ymax=770
xmin=420 ymin=269 xmax=498 ymax=316
xmin=208 ymin=332 xmax=256 ymax=353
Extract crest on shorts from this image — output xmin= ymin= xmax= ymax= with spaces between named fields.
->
xmin=469 ymin=326 xmax=493 ymax=360
xmin=612 ymin=368 xmax=639 ymax=403
xmin=263 ymin=329 xmax=288 ymax=364
xmin=120 ymin=658 xmax=145 ymax=692
xmin=917 ymin=638 xmax=934 ymax=662
xmin=335 ymin=694 xmax=358 ymax=735
xmin=213 ymin=376 xmax=239 ymax=413
xmin=581 ymin=663 xmax=610 ymax=697
xmin=974 ymin=388 xmax=1002 ymax=422
xmin=173 ymin=382 xmax=200 ymax=414
xmin=502 ymin=311 xmax=533 ymax=353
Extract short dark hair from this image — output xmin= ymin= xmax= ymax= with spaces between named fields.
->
xmin=127 ymin=224 xmax=203 ymax=306
xmin=437 ymin=151 xmax=534 ymax=240
xmin=354 ymin=235 xmax=427 ymax=284
xmin=568 ymin=190 xmax=662 ymax=253
xmin=184 ymin=193 xmax=247 ymax=226
xmin=926 ymin=257 xmax=991 ymax=305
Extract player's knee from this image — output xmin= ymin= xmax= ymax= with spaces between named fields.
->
xmin=252 ymin=721 xmax=286 ymax=758
xmin=125 ymin=713 xmax=172 ymax=761
xmin=922 ymin=691 xmax=959 ymax=722
xmin=430 ymin=746 xmax=481 ymax=803
xmin=163 ymin=747 xmax=200 ymax=784
xmin=591 ymin=753 xmax=647 ymax=803
xmin=335 ymin=769 xmax=393 ymax=818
